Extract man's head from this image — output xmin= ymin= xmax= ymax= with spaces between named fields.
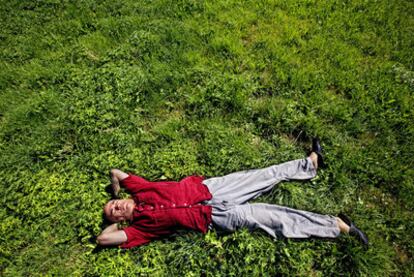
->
xmin=104 ymin=199 xmax=135 ymax=222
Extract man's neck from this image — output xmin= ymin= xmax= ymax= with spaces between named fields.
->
xmin=127 ymin=198 xmax=137 ymax=222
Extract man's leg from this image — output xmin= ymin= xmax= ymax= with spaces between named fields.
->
xmin=203 ymin=157 xmax=317 ymax=206
xmin=212 ymin=203 xmax=341 ymax=239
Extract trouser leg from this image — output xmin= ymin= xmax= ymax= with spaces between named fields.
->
xmin=212 ymin=203 xmax=340 ymax=239
xmin=203 ymin=158 xmax=316 ymax=206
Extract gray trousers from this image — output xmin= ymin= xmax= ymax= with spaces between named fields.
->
xmin=202 ymin=158 xmax=340 ymax=239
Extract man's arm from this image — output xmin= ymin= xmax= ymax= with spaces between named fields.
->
xmin=97 ymin=223 xmax=128 ymax=246
xmin=110 ymin=169 xmax=129 ymax=197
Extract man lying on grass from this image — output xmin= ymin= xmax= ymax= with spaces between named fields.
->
xmin=97 ymin=138 xmax=368 ymax=248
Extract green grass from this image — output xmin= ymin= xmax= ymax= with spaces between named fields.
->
xmin=1 ymin=0 xmax=413 ymax=275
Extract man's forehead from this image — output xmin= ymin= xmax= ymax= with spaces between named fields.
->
xmin=104 ymin=201 xmax=114 ymax=211
xmin=103 ymin=201 xmax=115 ymax=221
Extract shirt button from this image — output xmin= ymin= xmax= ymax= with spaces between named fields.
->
xmin=150 ymin=206 xmax=154 ymax=210
xmin=184 ymin=203 xmax=188 ymax=206
xmin=189 ymin=205 xmax=192 ymax=208
xmin=172 ymin=204 xmax=176 ymax=207
xmin=160 ymin=205 xmax=164 ymax=208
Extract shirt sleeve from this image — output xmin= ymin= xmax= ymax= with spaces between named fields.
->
xmin=120 ymin=226 xmax=152 ymax=249
xmin=120 ymin=174 xmax=149 ymax=194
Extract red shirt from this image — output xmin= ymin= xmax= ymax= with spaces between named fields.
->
xmin=120 ymin=174 xmax=212 ymax=248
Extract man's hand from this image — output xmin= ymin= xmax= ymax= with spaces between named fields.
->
xmin=110 ymin=169 xmax=128 ymax=197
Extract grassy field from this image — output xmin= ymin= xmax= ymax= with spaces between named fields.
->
xmin=1 ymin=0 xmax=413 ymax=275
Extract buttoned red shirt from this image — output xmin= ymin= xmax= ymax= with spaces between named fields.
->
xmin=120 ymin=174 xmax=212 ymax=248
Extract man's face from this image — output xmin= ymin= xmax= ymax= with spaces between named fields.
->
xmin=104 ymin=199 xmax=135 ymax=222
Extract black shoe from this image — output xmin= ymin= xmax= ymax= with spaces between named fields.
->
xmin=311 ymin=137 xmax=325 ymax=168
xmin=338 ymin=213 xmax=369 ymax=247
